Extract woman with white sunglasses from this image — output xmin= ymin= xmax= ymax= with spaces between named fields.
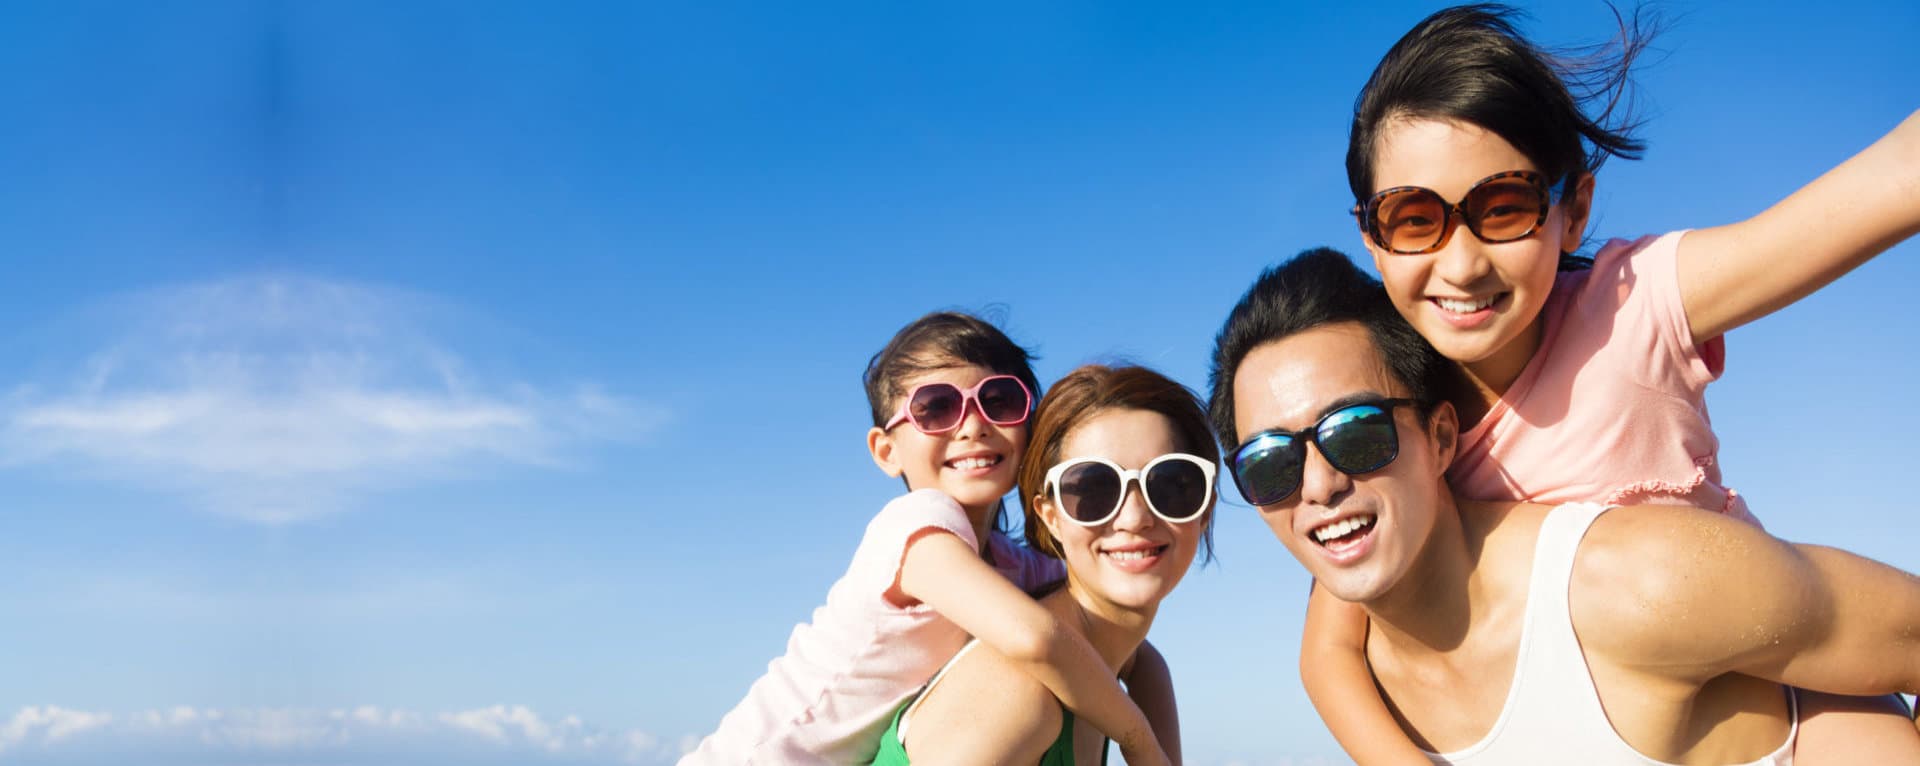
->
xmin=871 ymin=364 xmax=1215 ymax=764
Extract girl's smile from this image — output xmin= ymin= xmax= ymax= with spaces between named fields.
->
xmin=1363 ymin=117 xmax=1591 ymax=397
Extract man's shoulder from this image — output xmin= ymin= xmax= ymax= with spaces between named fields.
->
xmin=1565 ymin=505 xmax=1774 ymax=671
xmin=1458 ymin=499 xmax=1550 ymax=551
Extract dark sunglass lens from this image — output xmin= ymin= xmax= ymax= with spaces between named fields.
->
xmin=1058 ymin=462 xmax=1122 ymax=523
xmin=1145 ymin=460 xmax=1209 ymax=521
xmin=908 ymin=384 xmax=964 ymax=431
xmin=975 ymin=377 xmax=1030 ymax=424
xmin=1318 ymin=405 xmax=1399 ymax=474
xmin=1233 ymin=434 xmax=1302 ymax=505
xmin=1374 ymin=188 xmax=1447 ymax=253
xmin=1465 ymin=178 xmax=1546 ymax=241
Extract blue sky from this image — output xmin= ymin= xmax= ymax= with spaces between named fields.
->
xmin=0 ymin=1 xmax=1915 ymax=763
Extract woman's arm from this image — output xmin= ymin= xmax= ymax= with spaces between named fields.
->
xmin=1677 ymin=109 xmax=1920 ymax=344
xmin=1303 ymin=582 xmax=1433 ymax=765
xmin=897 ymin=530 xmax=1170 ymax=766
xmin=1121 ymin=640 xmax=1182 ymax=766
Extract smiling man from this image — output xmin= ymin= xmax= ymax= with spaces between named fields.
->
xmin=1207 ymin=248 xmax=1920 ymax=764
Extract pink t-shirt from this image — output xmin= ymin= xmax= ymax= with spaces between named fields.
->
xmin=681 ymin=489 xmax=1065 ymax=765
xmin=1447 ymin=231 xmax=1755 ymax=522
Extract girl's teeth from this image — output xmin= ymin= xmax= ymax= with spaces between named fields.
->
xmin=952 ymin=456 xmax=998 ymax=470
xmin=1104 ymin=549 xmax=1155 ymax=561
xmin=1435 ymin=296 xmax=1497 ymax=313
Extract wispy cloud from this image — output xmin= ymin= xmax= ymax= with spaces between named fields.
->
xmin=0 ymin=707 xmax=111 ymax=752
xmin=0 ymin=275 xmax=661 ymax=524
xmin=0 ymin=704 xmax=686 ymax=764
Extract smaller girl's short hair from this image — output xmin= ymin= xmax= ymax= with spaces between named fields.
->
xmin=1018 ymin=365 xmax=1218 ymax=562
xmin=862 ymin=311 xmax=1041 ymax=428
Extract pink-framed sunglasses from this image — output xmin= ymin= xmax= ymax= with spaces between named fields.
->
xmin=885 ymin=375 xmax=1033 ymax=434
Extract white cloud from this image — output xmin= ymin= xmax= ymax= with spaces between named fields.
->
xmin=0 ymin=706 xmax=112 ymax=752
xmin=0 ymin=275 xmax=663 ymax=524
xmin=0 ymin=704 xmax=687 ymax=765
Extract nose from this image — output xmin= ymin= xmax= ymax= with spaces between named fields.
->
xmin=1110 ymin=478 xmax=1160 ymax=532
xmin=951 ymin=398 xmax=991 ymax=438
xmin=1295 ymin=442 xmax=1352 ymax=507
xmin=1431 ymin=220 xmax=1493 ymax=288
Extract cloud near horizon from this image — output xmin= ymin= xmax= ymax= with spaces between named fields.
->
xmin=0 ymin=704 xmax=686 ymax=765
xmin=0 ymin=275 xmax=662 ymax=524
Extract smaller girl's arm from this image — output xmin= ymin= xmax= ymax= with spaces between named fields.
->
xmin=898 ymin=531 xmax=1170 ymax=766
xmin=1302 ymin=582 xmax=1431 ymax=766
xmin=1121 ymin=640 xmax=1182 ymax=766
xmin=1678 ymin=109 xmax=1920 ymax=344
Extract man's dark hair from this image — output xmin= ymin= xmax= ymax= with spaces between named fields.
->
xmin=1207 ymin=248 xmax=1459 ymax=450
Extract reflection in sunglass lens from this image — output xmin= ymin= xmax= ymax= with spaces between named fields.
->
xmin=1059 ymin=461 xmax=1122 ymax=524
xmin=1145 ymin=460 xmax=1209 ymax=521
xmin=1233 ymin=434 xmax=1303 ymax=506
xmin=976 ymin=377 xmax=1030 ymax=423
xmin=907 ymin=384 xmax=964 ymax=432
xmin=1465 ymin=178 xmax=1546 ymax=240
xmin=1318 ymin=406 xmax=1397 ymax=474
xmin=1375 ymin=189 xmax=1447 ymax=253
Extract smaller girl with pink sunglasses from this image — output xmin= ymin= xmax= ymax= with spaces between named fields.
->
xmin=680 ymin=311 xmax=1175 ymax=766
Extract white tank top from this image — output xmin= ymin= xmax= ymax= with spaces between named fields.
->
xmin=1423 ymin=503 xmax=1796 ymax=765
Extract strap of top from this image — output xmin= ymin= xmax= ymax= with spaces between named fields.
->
xmin=895 ymin=640 xmax=982 ymax=743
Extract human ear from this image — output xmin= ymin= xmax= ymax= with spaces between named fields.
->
xmin=1558 ymin=172 xmax=1596 ymax=249
xmin=867 ymin=426 xmax=904 ymax=478
xmin=1428 ymin=400 xmax=1460 ymax=469
xmin=1033 ymin=492 xmax=1066 ymax=557
xmin=1363 ymin=222 xmax=1391 ymax=272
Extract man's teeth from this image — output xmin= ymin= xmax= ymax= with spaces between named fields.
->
xmin=1435 ymin=295 xmax=1498 ymax=313
xmin=950 ymin=456 xmax=999 ymax=470
xmin=1313 ymin=514 xmax=1376 ymax=543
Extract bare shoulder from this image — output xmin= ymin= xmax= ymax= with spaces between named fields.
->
xmin=1462 ymin=500 xmax=1546 ymax=542
xmin=1459 ymin=499 xmax=1549 ymax=565
xmin=1568 ymin=505 xmax=1804 ymax=676
xmin=904 ymin=643 xmax=1063 ymax=761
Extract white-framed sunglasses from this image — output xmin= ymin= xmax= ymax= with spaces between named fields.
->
xmin=1043 ymin=453 xmax=1216 ymax=527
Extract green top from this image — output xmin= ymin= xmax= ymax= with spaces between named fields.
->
xmin=868 ymin=694 xmax=1106 ymax=765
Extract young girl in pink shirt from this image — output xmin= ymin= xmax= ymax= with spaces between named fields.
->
xmin=681 ymin=311 xmax=1175 ymax=765
xmin=1304 ymin=5 xmax=1920 ymax=764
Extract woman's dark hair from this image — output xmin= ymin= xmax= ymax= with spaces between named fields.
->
xmin=1346 ymin=3 xmax=1656 ymax=262
xmin=1018 ymin=365 xmax=1218 ymax=563
xmin=1207 ymin=248 xmax=1459 ymax=450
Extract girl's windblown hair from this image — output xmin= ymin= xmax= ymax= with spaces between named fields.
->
xmin=1346 ymin=2 xmax=1660 ymax=264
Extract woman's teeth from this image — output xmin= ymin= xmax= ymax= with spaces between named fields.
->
xmin=1103 ymin=547 xmax=1163 ymax=561
xmin=1312 ymin=514 xmax=1376 ymax=543
xmin=1435 ymin=295 xmax=1498 ymax=313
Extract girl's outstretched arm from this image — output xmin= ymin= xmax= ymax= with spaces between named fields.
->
xmin=1678 ymin=109 xmax=1920 ymax=344
xmin=1302 ymin=582 xmax=1432 ymax=766
xmin=1121 ymin=640 xmax=1182 ymax=765
xmin=896 ymin=530 xmax=1170 ymax=766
